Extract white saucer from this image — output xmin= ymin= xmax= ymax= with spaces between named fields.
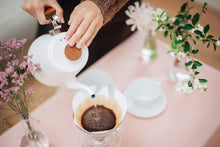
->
xmin=124 ymin=91 xmax=167 ymax=118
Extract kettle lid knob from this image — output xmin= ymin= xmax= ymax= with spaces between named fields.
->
xmin=64 ymin=45 xmax=82 ymax=61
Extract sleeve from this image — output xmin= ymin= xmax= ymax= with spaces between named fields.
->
xmin=81 ymin=0 xmax=129 ymax=24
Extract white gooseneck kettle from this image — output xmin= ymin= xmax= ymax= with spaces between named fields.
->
xmin=28 ymin=8 xmax=95 ymax=97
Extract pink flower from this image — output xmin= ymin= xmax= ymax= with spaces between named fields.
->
xmin=19 ymin=61 xmax=27 ymax=69
xmin=5 ymin=65 xmax=14 ymax=74
xmin=9 ymin=38 xmax=16 ymax=43
xmin=11 ymin=72 xmax=18 ymax=78
xmin=25 ymin=87 xmax=34 ymax=95
xmin=0 ymin=56 xmax=3 ymax=61
xmin=23 ymin=54 xmax=33 ymax=60
xmin=27 ymin=63 xmax=34 ymax=72
xmin=34 ymin=63 xmax=41 ymax=72
xmin=18 ymin=38 xmax=27 ymax=44
xmin=12 ymin=59 xmax=19 ymax=66
xmin=11 ymin=87 xmax=20 ymax=93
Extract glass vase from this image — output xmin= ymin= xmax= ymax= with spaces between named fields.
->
xmin=19 ymin=117 xmax=49 ymax=147
xmin=140 ymin=29 xmax=157 ymax=62
xmin=169 ymin=57 xmax=190 ymax=87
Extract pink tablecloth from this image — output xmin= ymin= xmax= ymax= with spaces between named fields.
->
xmin=1 ymin=32 xmax=220 ymax=147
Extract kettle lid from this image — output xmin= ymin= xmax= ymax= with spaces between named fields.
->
xmin=49 ymin=32 xmax=89 ymax=73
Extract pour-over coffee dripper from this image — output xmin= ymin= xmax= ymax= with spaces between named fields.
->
xmin=72 ymin=86 xmax=127 ymax=147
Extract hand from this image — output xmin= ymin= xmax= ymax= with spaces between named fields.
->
xmin=65 ymin=1 xmax=103 ymax=48
xmin=21 ymin=0 xmax=64 ymax=25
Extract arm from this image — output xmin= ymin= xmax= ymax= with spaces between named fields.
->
xmin=82 ymin=0 xmax=129 ymax=24
xmin=66 ymin=0 xmax=129 ymax=48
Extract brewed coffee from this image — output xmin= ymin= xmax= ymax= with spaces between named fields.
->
xmin=81 ymin=105 xmax=116 ymax=132
xmin=75 ymin=95 xmax=122 ymax=132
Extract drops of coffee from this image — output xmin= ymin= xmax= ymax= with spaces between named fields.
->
xmin=81 ymin=105 xmax=116 ymax=132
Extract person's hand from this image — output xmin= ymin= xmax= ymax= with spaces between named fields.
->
xmin=65 ymin=1 xmax=103 ymax=48
xmin=21 ymin=0 xmax=64 ymax=25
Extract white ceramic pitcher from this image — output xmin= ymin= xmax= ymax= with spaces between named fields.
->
xmin=28 ymin=8 xmax=94 ymax=96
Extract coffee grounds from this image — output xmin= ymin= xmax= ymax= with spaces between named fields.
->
xmin=81 ymin=105 xmax=116 ymax=132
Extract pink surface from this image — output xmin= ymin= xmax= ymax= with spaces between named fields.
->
xmin=1 ymin=32 xmax=220 ymax=147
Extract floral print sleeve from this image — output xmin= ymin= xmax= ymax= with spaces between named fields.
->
xmin=81 ymin=0 xmax=129 ymax=24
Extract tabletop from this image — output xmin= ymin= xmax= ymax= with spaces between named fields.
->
xmin=0 ymin=32 xmax=220 ymax=147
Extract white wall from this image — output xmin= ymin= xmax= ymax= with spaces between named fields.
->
xmin=0 ymin=0 xmax=38 ymax=42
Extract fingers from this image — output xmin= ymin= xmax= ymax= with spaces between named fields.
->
xmin=49 ymin=1 xmax=64 ymax=23
xmin=85 ymin=24 xmax=101 ymax=47
xmin=68 ymin=16 xmax=93 ymax=47
xmin=21 ymin=0 xmax=64 ymax=25
xmin=36 ymin=7 xmax=51 ymax=24
xmin=65 ymin=14 xmax=84 ymax=41
xmin=77 ymin=19 xmax=102 ymax=48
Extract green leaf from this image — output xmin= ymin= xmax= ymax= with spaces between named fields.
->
xmin=184 ymin=41 xmax=190 ymax=52
xmin=187 ymin=15 xmax=192 ymax=20
xmin=194 ymin=30 xmax=204 ymax=38
xmin=192 ymin=13 xmax=200 ymax=25
xmin=192 ymin=49 xmax=199 ymax=54
xmin=213 ymin=43 xmax=216 ymax=51
xmin=174 ymin=19 xmax=180 ymax=26
xmin=171 ymin=41 xmax=177 ymax=50
xmin=164 ymin=31 xmax=168 ymax=37
xmin=170 ymin=34 xmax=173 ymax=40
xmin=160 ymin=10 xmax=167 ymax=18
xmin=192 ymin=64 xmax=197 ymax=69
xmin=194 ymin=30 xmax=202 ymax=35
xmin=211 ymin=39 xmax=217 ymax=42
xmin=176 ymin=41 xmax=184 ymax=49
xmin=207 ymin=42 xmax=210 ymax=48
xmin=186 ymin=7 xmax=194 ymax=14
xmin=206 ymin=35 xmax=214 ymax=39
xmin=185 ymin=61 xmax=192 ymax=66
xmin=179 ymin=20 xmax=185 ymax=24
xmin=204 ymin=24 xmax=209 ymax=34
xmin=195 ymin=36 xmax=200 ymax=40
xmin=181 ymin=3 xmax=188 ymax=12
xmin=199 ymin=79 xmax=208 ymax=83
xmin=187 ymin=34 xmax=192 ymax=38
xmin=194 ymin=61 xmax=203 ymax=66
xmin=188 ymin=80 xmax=193 ymax=87
xmin=155 ymin=24 xmax=163 ymax=31
xmin=176 ymin=14 xmax=184 ymax=19
xmin=203 ymin=2 xmax=208 ymax=13
xmin=170 ymin=30 xmax=177 ymax=37
xmin=183 ymin=24 xmax=194 ymax=30
xmin=190 ymin=0 xmax=194 ymax=2
xmin=195 ymin=71 xmax=200 ymax=75
xmin=193 ymin=40 xmax=196 ymax=45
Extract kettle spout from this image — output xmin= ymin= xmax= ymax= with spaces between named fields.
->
xmin=65 ymin=76 xmax=95 ymax=98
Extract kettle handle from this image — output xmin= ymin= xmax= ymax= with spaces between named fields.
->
xmin=44 ymin=7 xmax=61 ymax=35
xmin=45 ymin=7 xmax=56 ymax=20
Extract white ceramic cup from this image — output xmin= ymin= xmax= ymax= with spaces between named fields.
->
xmin=125 ymin=77 xmax=162 ymax=105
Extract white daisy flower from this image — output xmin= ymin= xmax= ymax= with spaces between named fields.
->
xmin=125 ymin=2 xmax=154 ymax=31
xmin=181 ymin=83 xmax=193 ymax=94
xmin=153 ymin=8 xmax=167 ymax=22
xmin=197 ymin=24 xmax=203 ymax=32
xmin=177 ymin=52 xmax=187 ymax=58
xmin=191 ymin=24 xmax=203 ymax=33
xmin=193 ymin=79 xmax=208 ymax=92
xmin=176 ymin=35 xmax=183 ymax=41
xmin=216 ymin=40 xmax=220 ymax=46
